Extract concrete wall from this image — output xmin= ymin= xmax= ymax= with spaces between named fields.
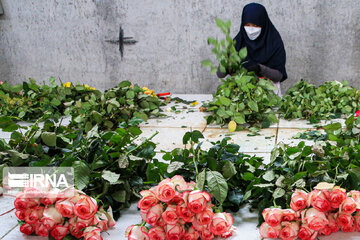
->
xmin=0 ymin=0 xmax=359 ymax=93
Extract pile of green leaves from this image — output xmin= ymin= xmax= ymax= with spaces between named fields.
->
xmin=201 ymin=19 xmax=280 ymax=129
xmin=245 ymin=115 xmax=360 ymax=224
xmin=0 ymin=78 xmax=100 ymax=122
xmin=65 ymin=81 xmax=165 ymax=131
xmin=279 ymin=80 xmax=360 ymax=123
xmin=0 ymin=116 xmax=157 ymax=220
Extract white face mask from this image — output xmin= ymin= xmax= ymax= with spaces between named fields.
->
xmin=244 ymin=26 xmax=261 ymax=40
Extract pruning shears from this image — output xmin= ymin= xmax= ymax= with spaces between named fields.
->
xmin=156 ymin=92 xmax=170 ymax=100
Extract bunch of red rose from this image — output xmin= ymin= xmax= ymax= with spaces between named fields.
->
xmin=260 ymin=187 xmax=360 ymax=240
xmin=356 ymin=110 xmax=360 ymax=118
xmin=125 ymin=175 xmax=235 ymax=240
xmin=14 ymin=187 xmax=115 ymax=240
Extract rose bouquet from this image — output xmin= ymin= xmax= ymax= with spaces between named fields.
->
xmin=14 ymin=187 xmax=115 ymax=239
xmin=125 ymin=175 xmax=236 ymax=240
xmin=260 ymin=185 xmax=360 ymax=240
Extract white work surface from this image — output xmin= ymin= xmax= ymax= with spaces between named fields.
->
xmin=0 ymin=94 xmax=358 ymax=240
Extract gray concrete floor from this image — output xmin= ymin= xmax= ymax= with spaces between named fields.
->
xmin=0 ymin=94 xmax=355 ymax=240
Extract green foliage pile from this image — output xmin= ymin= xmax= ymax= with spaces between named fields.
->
xmin=280 ymin=80 xmax=360 ymax=123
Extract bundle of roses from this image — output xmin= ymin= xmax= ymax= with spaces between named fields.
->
xmin=125 ymin=175 xmax=235 ymax=240
xmin=260 ymin=186 xmax=360 ymax=240
xmin=14 ymin=187 xmax=115 ymax=240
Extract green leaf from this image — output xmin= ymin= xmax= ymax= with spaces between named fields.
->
xmin=234 ymin=112 xmax=246 ymax=124
xmin=112 ymin=190 xmax=127 ymax=203
xmin=218 ymin=96 xmax=232 ymax=106
xmin=102 ymin=170 xmax=120 ymax=184
xmin=167 ymin=161 xmax=184 ymax=173
xmin=294 ymin=171 xmax=307 ymax=181
xmin=126 ymin=90 xmax=135 ymax=99
xmin=262 ymin=170 xmax=275 ymax=182
xmin=201 ymin=59 xmax=212 ymax=67
xmin=50 ymin=98 xmax=61 ymax=106
xmin=248 ymin=101 xmax=258 ymax=112
xmin=273 ymin=188 xmax=285 ymax=199
xmin=41 ymin=132 xmax=57 ymax=147
xmin=222 ymin=161 xmax=237 ymax=179
xmin=239 ymin=47 xmax=247 ymax=59
xmin=196 ymin=169 xmax=206 ymax=191
xmin=118 ymin=154 xmax=129 ymax=168
xmin=73 ymin=161 xmax=90 ymax=190
xmin=206 ymin=170 xmax=228 ymax=204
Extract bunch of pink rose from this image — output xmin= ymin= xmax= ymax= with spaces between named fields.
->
xmin=125 ymin=175 xmax=235 ymax=240
xmin=260 ymin=187 xmax=360 ymax=240
xmin=355 ymin=110 xmax=360 ymax=118
xmin=14 ymin=187 xmax=115 ymax=240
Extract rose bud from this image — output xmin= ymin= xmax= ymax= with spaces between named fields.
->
xmin=191 ymin=218 xmax=207 ymax=232
xmin=24 ymin=206 xmax=44 ymax=224
xmin=183 ymin=226 xmax=199 ymax=240
xmin=148 ymin=226 xmax=166 ymax=240
xmin=298 ymin=223 xmax=318 ymax=240
xmin=165 ymin=224 xmax=184 ymax=240
xmin=281 ymin=209 xmax=296 ymax=222
xmin=50 ymin=223 xmax=69 ymax=240
xmin=339 ymin=197 xmax=357 ymax=214
xmin=336 ymin=212 xmax=354 ymax=229
xmin=145 ymin=204 xmax=164 ymax=226
xmin=221 ymin=226 xmax=236 ymax=238
xmin=327 ymin=213 xmax=339 ymax=233
xmin=342 ymin=223 xmax=356 ymax=232
xmin=14 ymin=193 xmax=39 ymax=211
xmin=69 ymin=216 xmax=93 ymax=237
xmin=35 ymin=223 xmax=50 ymax=237
xmin=138 ymin=190 xmax=158 ymax=213
xmin=196 ymin=207 xmax=214 ymax=226
xmin=20 ymin=223 xmax=35 ymax=235
xmin=302 ymin=208 xmax=328 ymax=231
xmin=55 ymin=199 xmax=75 ymax=218
xmin=83 ymin=226 xmax=103 ymax=240
xmin=329 ymin=188 xmax=347 ymax=209
xmin=290 ymin=190 xmax=308 ymax=211
xmin=104 ymin=206 xmax=116 ymax=228
xmin=74 ymin=195 xmax=98 ymax=220
xmin=259 ymin=222 xmax=282 ymax=239
xmin=93 ymin=209 xmax=109 ymax=231
xmin=262 ymin=208 xmax=283 ymax=227
xmin=161 ymin=205 xmax=179 ymax=225
xmin=186 ymin=190 xmax=211 ymax=214
xmin=41 ymin=206 xmax=64 ymax=230
xmin=155 ymin=178 xmax=176 ymax=202
xmin=15 ymin=210 xmax=26 ymax=221
xmin=308 ymin=190 xmax=331 ymax=212
xmin=279 ymin=221 xmax=299 ymax=240
xmin=199 ymin=229 xmax=214 ymax=240
xmin=125 ymin=225 xmax=149 ymax=240
xmin=176 ymin=200 xmax=194 ymax=222
xmin=209 ymin=212 xmax=233 ymax=236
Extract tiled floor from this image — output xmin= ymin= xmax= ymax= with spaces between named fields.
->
xmin=0 ymin=94 xmax=354 ymax=240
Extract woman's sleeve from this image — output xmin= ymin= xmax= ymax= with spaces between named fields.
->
xmin=259 ymin=64 xmax=283 ymax=82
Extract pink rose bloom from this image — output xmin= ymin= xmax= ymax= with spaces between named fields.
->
xmin=320 ymin=213 xmax=338 ymax=236
xmin=329 ymin=188 xmax=347 ymax=209
xmin=148 ymin=226 xmax=166 ymax=240
xmin=41 ymin=189 xmax=60 ymax=206
xmin=183 ymin=226 xmax=199 ymax=240
xmin=145 ymin=204 xmax=164 ymax=226
xmin=355 ymin=110 xmax=360 ymax=118
xmin=199 ymin=229 xmax=214 ymax=240
xmin=41 ymin=206 xmax=64 ymax=230
xmin=336 ymin=212 xmax=354 ymax=229
xmin=93 ymin=209 xmax=109 ymax=231
xmin=55 ymin=199 xmax=75 ymax=218
xmin=165 ymin=224 xmax=184 ymax=240
xmin=192 ymin=218 xmax=207 ymax=232
xmin=74 ymin=195 xmax=98 ymax=220
xmin=35 ymin=223 xmax=50 ymax=237
xmin=50 ymin=223 xmax=69 ymax=240
xmin=23 ymin=187 xmax=43 ymax=198
xmin=69 ymin=216 xmax=93 ymax=238
xmin=279 ymin=221 xmax=299 ymax=240
xmin=14 ymin=193 xmax=39 ymax=211
xmin=25 ymin=206 xmax=44 ymax=224
xmin=297 ymin=223 xmax=318 ymax=240
xmin=196 ymin=207 xmax=214 ymax=226
xmin=281 ymin=209 xmax=297 ymax=222
xmin=155 ymin=178 xmax=176 ymax=202
xmin=162 ymin=205 xmax=179 ymax=225
xmin=20 ymin=223 xmax=35 ymax=235
xmin=170 ymin=175 xmax=189 ymax=191
xmin=221 ymin=226 xmax=236 ymax=238
xmin=0 ymin=81 xmax=3 ymax=84
xmin=290 ymin=190 xmax=308 ymax=211
xmin=15 ymin=210 xmax=26 ymax=221
xmin=308 ymin=190 xmax=331 ymax=212
xmin=186 ymin=190 xmax=211 ymax=214
xmin=340 ymin=197 xmax=357 ymax=214
xmin=302 ymin=208 xmax=328 ymax=231
xmin=209 ymin=212 xmax=233 ymax=236
xmin=170 ymin=192 xmax=184 ymax=205
xmin=83 ymin=226 xmax=103 ymax=240
xmin=138 ymin=190 xmax=158 ymax=213
xmin=262 ymin=208 xmax=283 ymax=227
xmin=342 ymin=224 xmax=356 ymax=232
xmin=176 ymin=200 xmax=194 ymax=222
xmin=259 ymin=222 xmax=282 ymax=239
